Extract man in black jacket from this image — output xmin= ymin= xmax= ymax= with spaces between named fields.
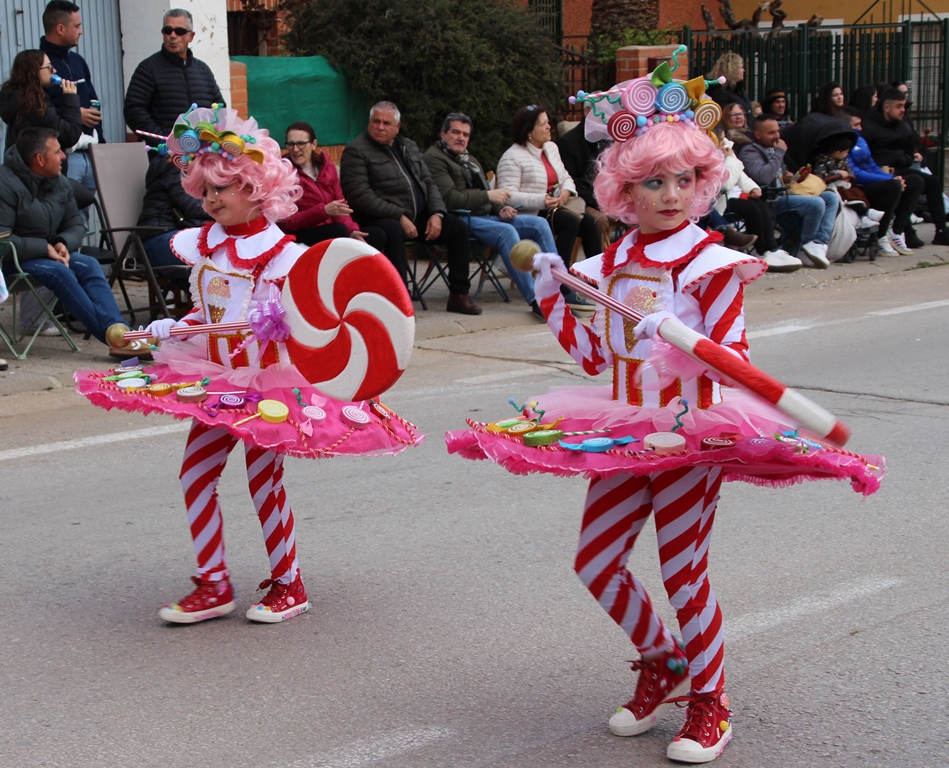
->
xmin=861 ymin=88 xmax=948 ymax=246
xmin=340 ymin=102 xmax=481 ymax=315
xmin=0 ymin=128 xmax=146 ymax=356
xmin=556 ymin=107 xmax=612 ymax=249
xmin=124 ymin=8 xmax=224 ymax=144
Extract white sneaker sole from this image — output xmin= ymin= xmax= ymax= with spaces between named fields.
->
xmin=245 ymin=600 xmax=310 ymax=623
xmin=158 ymin=600 xmax=235 ymax=624
xmin=666 ymin=724 xmax=732 ymax=763
xmin=608 ymin=678 xmax=691 ymax=736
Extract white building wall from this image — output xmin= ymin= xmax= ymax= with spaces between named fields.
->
xmin=119 ymin=0 xmax=231 ymax=130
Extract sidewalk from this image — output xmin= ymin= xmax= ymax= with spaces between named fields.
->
xmin=2 ymin=235 xmax=946 ymax=397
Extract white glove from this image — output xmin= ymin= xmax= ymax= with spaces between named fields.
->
xmin=144 ymin=318 xmax=178 ymax=340
xmin=532 ymin=251 xmax=564 ymax=301
xmin=633 ymin=310 xmax=677 ymax=341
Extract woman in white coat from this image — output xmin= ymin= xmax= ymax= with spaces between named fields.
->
xmin=497 ymin=104 xmax=602 ymax=306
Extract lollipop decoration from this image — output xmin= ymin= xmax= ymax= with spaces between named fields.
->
xmin=607 ymin=111 xmax=639 ymax=142
xmin=622 ymin=80 xmax=658 ymax=116
xmin=692 ymin=101 xmax=722 ymax=132
xmin=656 ymin=83 xmax=690 ymax=115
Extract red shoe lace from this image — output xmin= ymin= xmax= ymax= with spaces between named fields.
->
xmin=254 ymin=579 xmax=287 ymax=607
xmin=178 ymin=576 xmax=229 ymax=610
xmin=622 ymin=648 xmax=688 ymax=715
xmin=667 ymin=692 xmax=732 ymax=747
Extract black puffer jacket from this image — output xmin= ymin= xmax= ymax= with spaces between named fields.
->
xmin=0 ymin=145 xmax=83 ymax=263
xmin=556 ymin=118 xmax=606 ymax=210
xmin=0 ymin=86 xmax=82 ymax=152
xmin=339 ymin=132 xmax=447 ymax=222
xmin=137 ymin=153 xmax=211 ymax=230
xmin=781 ymin=112 xmax=856 ymax=171
xmin=860 ymin=104 xmax=917 ymax=169
xmin=124 ymin=48 xmax=224 ymax=142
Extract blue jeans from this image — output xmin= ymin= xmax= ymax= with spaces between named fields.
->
xmin=66 ymin=151 xmax=96 ymax=229
xmin=776 ymin=191 xmax=839 ymax=244
xmin=466 ymin=214 xmax=557 ymax=304
xmin=21 ymin=252 xmax=125 ymax=343
xmin=142 ymin=230 xmax=180 ymax=269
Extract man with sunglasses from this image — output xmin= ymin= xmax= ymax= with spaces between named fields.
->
xmin=124 ymin=8 xmax=224 ymax=145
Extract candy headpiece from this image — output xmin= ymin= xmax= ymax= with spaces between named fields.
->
xmin=571 ymin=46 xmax=725 ymax=144
xmin=136 ymin=104 xmax=268 ymax=172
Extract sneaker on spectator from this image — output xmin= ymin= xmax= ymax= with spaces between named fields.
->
xmin=39 ymin=321 xmax=61 ymax=337
xmin=666 ymin=690 xmax=733 ymax=764
xmin=761 ymin=249 xmax=802 ymax=272
xmin=858 ymin=216 xmax=880 ymax=231
xmin=904 ymin=228 xmax=925 ymax=249
xmin=910 ymin=213 xmax=924 ymax=225
xmin=933 ymin=228 xmax=949 ymax=246
xmin=246 ymin=573 xmax=309 ymax=623
xmin=865 ymin=209 xmax=885 ymax=222
xmin=876 ymin=237 xmax=899 ymax=256
xmin=158 ymin=576 xmax=235 ymax=624
xmin=887 ymin=230 xmax=914 ymax=255
xmin=801 ymin=241 xmax=830 ymax=269
xmin=0 ymin=358 xmax=8 ymax=372
xmin=609 ymin=641 xmax=690 ymax=736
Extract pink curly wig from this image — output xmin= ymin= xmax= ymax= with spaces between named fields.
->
xmin=594 ymin=122 xmax=727 ymax=226
xmin=180 ymin=134 xmax=301 ymax=223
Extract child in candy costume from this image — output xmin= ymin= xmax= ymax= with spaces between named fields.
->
xmin=447 ymin=55 xmax=883 ymax=764
xmin=75 ymin=107 xmax=420 ymax=625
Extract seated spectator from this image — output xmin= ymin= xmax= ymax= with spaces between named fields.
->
xmin=721 ymin=102 xmax=754 ymax=147
xmin=496 ymin=104 xmax=601 ymax=308
xmin=738 ymin=114 xmax=839 ymax=268
xmin=340 ymin=101 xmax=482 ymax=314
xmin=861 ymin=88 xmax=948 ymax=246
xmin=423 ymin=112 xmax=556 ymax=316
xmin=849 ymin=84 xmax=878 ymax=117
xmin=556 ymin=105 xmax=614 ymax=251
xmin=762 ymin=88 xmax=793 ymax=126
xmin=1 ymin=49 xmax=82 ymax=153
xmin=138 ymin=151 xmax=211 ymax=279
xmin=812 ymin=81 xmax=845 ymax=117
xmin=0 ymin=128 xmax=146 ymax=356
xmin=706 ymin=53 xmax=753 ymax=124
xmin=715 ymin=135 xmax=801 ymax=271
xmin=280 ymin=121 xmax=391 ymax=258
xmin=839 ymin=105 xmax=924 ymax=256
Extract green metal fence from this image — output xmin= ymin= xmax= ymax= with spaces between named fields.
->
xmin=684 ymin=20 xmax=949 ymax=182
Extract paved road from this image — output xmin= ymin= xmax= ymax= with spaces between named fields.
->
xmin=1 ymin=254 xmax=948 ymax=767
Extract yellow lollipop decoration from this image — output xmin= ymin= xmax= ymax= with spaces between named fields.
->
xmin=233 ymin=399 xmax=289 ymax=426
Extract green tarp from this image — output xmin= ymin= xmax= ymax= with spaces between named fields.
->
xmin=232 ymin=56 xmax=367 ymax=146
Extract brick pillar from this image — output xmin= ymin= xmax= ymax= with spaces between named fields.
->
xmin=230 ymin=60 xmax=248 ymax=119
xmin=615 ymin=45 xmax=683 ymax=82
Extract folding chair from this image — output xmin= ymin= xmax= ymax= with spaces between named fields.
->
xmin=0 ymin=237 xmax=80 ymax=360
xmin=451 ymin=210 xmax=509 ymax=302
xmin=89 ymin=144 xmax=191 ymax=325
xmin=407 ymin=240 xmax=447 ymax=311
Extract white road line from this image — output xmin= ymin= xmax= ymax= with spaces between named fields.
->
xmin=287 ymin=726 xmax=455 ymax=768
xmin=747 ymin=323 xmax=815 ymax=339
xmin=728 ymin=575 xmax=902 ymax=642
xmin=867 ymin=299 xmax=949 ymax=316
xmin=455 ymin=368 xmax=542 ymax=385
xmin=0 ymin=423 xmax=189 ymax=463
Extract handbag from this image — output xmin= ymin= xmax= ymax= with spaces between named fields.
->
xmin=561 ymin=195 xmax=586 ymax=217
xmin=788 ymin=173 xmax=827 ymax=196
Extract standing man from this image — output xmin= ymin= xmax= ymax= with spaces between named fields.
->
xmin=424 ymin=112 xmax=556 ymax=317
xmin=124 ymin=9 xmax=224 ymax=143
xmin=40 ymin=1 xmax=102 ymax=200
xmin=340 ymin=102 xmax=482 ymax=315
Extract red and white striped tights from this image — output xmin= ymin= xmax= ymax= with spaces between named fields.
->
xmin=179 ymin=421 xmax=300 ymax=584
xmin=575 ymin=466 xmax=725 ymax=694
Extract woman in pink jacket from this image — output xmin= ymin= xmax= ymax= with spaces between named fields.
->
xmin=280 ymin=122 xmax=386 ymax=253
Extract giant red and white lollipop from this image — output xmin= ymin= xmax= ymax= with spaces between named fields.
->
xmin=125 ymin=238 xmax=415 ymax=401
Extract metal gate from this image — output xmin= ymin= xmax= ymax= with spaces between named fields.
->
xmin=1 ymin=0 xmax=126 ymax=146
xmin=684 ymin=20 xmax=949 ymax=182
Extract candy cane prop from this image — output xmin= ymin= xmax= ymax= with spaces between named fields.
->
xmin=125 ymin=238 xmax=415 ymax=402
xmin=510 ymin=242 xmax=851 ymax=446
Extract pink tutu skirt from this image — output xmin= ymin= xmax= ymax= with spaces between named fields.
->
xmin=446 ymin=385 xmax=884 ymax=497
xmin=75 ymin=339 xmax=422 ymax=459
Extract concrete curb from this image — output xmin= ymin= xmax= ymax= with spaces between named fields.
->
xmin=2 ymin=235 xmax=947 ymax=397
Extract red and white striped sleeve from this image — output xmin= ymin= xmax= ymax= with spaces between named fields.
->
xmin=539 ymin=292 xmax=612 ymax=375
xmin=692 ymin=268 xmax=749 ymax=363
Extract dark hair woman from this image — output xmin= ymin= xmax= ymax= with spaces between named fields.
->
xmin=0 ymin=49 xmax=82 ymax=152
xmin=495 ymin=104 xmax=602 ymax=307
xmin=848 ymin=84 xmax=878 ymax=117
xmin=280 ymin=121 xmax=390 ymax=256
xmin=811 ymin=81 xmax=845 ymax=116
